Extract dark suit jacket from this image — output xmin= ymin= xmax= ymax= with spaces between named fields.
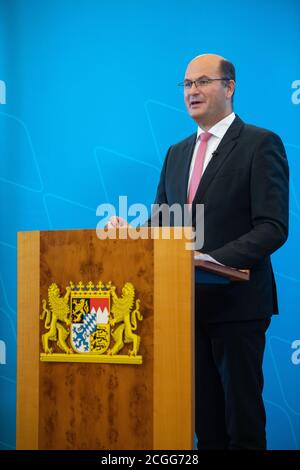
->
xmin=152 ymin=115 xmax=289 ymax=323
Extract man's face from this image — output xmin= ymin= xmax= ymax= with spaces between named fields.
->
xmin=184 ymin=57 xmax=232 ymax=127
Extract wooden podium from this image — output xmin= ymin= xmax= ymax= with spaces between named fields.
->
xmin=16 ymin=228 xmax=249 ymax=450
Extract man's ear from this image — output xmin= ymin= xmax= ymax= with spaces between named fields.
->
xmin=226 ymin=80 xmax=235 ymax=99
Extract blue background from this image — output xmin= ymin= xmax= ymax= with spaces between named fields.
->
xmin=0 ymin=0 xmax=299 ymax=450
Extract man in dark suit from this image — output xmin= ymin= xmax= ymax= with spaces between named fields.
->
xmin=109 ymin=53 xmax=289 ymax=449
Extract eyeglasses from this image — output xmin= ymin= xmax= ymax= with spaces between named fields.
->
xmin=178 ymin=77 xmax=230 ymax=89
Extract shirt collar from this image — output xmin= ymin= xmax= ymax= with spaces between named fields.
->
xmin=197 ymin=112 xmax=236 ymax=140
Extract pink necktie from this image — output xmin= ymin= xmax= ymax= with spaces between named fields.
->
xmin=187 ymin=131 xmax=212 ymax=204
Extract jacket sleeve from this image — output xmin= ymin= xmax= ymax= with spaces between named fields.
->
xmin=207 ymin=132 xmax=289 ymax=269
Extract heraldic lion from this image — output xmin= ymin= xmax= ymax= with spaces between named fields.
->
xmin=108 ymin=282 xmax=143 ymax=356
xmin=40 ymin=283 xmax=73 ymax=354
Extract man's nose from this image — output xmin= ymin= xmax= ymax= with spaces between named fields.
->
xmin=186 ymin=84 xmax=200 ymax=96
xmin=186 ymin=87 xmax=201 ymax=98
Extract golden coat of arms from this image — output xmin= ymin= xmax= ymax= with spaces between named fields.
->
xmin=40 ymin=281 xmax=143 ymax=364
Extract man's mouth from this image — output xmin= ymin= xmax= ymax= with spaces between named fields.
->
xmin=190 ymin=101 xmax=205 ymax=107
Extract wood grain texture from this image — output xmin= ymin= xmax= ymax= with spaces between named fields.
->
xmin=39 ymin=229 xmax=154 ymax=450
xmin=17 ymin=228 xmax=196 ymax=450
xmin=153 ymin=229 xmax=194 ymax=450
xmin=16 ymin=231 xmax=40 ymax=449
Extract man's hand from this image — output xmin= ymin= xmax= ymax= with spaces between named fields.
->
xmin=194 ymin=251 xmax=203 ymax=257
xmin=106 ymin=216 xmax=130 ymax=228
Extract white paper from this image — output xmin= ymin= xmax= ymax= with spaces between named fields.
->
xmin=194 ymin=253 xmax=225 ymax=266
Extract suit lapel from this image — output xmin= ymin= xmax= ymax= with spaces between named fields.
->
xmin=178 ymin=133 xmax=197 ymax=206
xmin=194 ymin=115 xmax=244 ymax=202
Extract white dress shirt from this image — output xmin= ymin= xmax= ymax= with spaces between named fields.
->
xmin=189 ymin=112 xmax=236 ymax=265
